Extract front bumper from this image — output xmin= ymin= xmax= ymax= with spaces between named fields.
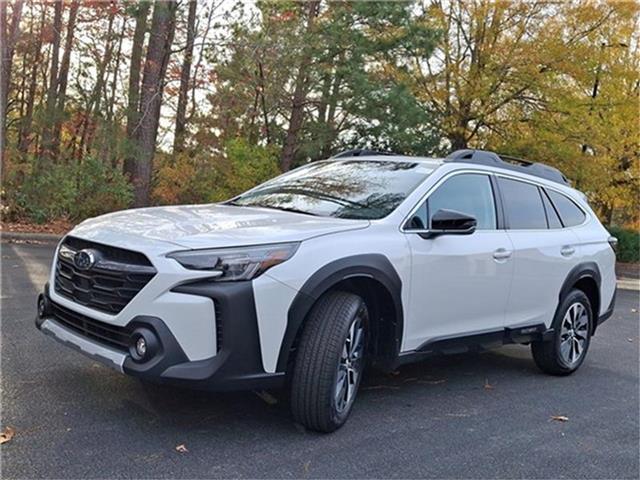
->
xmin=36 ymin=282 xmax=285 ymax=391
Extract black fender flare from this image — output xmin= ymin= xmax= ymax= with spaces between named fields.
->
xmin=276 ymin=254 xmax=403 ymax=372
xmin=556 ymin=262 xmax=601 ymax=330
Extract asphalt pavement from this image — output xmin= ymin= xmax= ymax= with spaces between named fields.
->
xmin=1 ymin=240 xmax=639 ymax=479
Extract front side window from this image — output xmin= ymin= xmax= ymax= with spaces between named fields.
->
xmin=547 ymin=190 xmax=586 ymax=227
xmin=498 ymin=177 xmax=547 ymax=230
xmin=229 ymin=160 xmax=436 ymax=220
xmin=407 ymin=174 xmax=497 ymax=230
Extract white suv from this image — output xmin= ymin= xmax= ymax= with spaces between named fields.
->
xmin=36 ymin=149 xmax=617 ymax=432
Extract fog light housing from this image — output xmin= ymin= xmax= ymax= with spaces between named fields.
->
xmin=129 ymin=328 xmax=159 ymax=362
xmin=36 ymin=293 xmax=52 ymax=328
xmin=135 ymin=337 xmax=147 ymax=357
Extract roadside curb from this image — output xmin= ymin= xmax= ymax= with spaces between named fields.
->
xmin=617 ymin=278 xmax=640 ymax=292
xmin=1 ymin=231 xmax=63 ymax=243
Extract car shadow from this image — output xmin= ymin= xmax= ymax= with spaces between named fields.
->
xmin=111 ymin=344 xmax=543 ymax=434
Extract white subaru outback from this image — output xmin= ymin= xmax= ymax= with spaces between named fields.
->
xmin=36 ymin=149 xmax=617 ymax=432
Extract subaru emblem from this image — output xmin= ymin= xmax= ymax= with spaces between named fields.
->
xmin=74 ymin=249 xmax=97 ymax=271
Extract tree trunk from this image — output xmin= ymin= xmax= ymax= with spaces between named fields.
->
xmin=106 ymin=17 xmax=126 ymax=167
xmin=1 ymin=0 xmax=24 ymax=174
xmin=19 ymin=4 xmax=45 ymax=154
xmin=258 ymin=61 xmax=271 ymax=145
xmin=172 ymin=0 xmax=197 ymax=154
xmin=40 ymin=0 xmax=63 ymax=163
xmin=77 ymin=7 xmax=116 ymax=159
xmin=449 ymin=133 xmax=468 ymax=150
xmin=279 ymin=0 xmax=320 ymax=171
xmin=123 ymin=0 xmax=151 ymax=178
xmin=131 ymin=0 xmax=177 ymax=207
xmin=52 ymin=0 xmax=80 ymax=157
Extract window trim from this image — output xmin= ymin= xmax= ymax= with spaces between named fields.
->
xmin=400 ymin=170 xmax=501 ymax=233
xmin=493 ymin=173 xmax=590 ymax=232
xmin=540 ymin=187 xmax=564 ymax=228
xmin=400 ymin=169 xmax=590 ymax=234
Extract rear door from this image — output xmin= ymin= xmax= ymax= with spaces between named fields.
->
xmin=497 ymin=176 xmax=581 ymax=329
xmin=402 ymin=172 xmax=514 ymax=350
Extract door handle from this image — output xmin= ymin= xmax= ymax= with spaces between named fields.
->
xmin=561 ymin=245 xmax=575 ymax=257
xmin=493 ymin=248 xmax=512 ymax=261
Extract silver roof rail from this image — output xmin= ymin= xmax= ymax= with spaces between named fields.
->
xmin=445 ymin=149 xmax=569 ymax=185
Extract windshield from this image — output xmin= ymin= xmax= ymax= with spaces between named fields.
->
xmin=228 ymin=160 xmax=436 ymax=219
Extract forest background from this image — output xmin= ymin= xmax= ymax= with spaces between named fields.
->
xmin=1 ymin=0 xmax=638 ymax=257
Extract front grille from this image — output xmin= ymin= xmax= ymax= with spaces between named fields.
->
xmin=51 ymin=301 xmax=131 ymax=352
xmin=54 ymin=236 xmax=156 ymax=314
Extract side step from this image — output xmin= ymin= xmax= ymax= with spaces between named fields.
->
xmin=396 ymin=324 xmax=551 ymax=367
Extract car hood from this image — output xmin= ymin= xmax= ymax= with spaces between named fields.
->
xmin=70 ymin=204 xmax=369 ymax=252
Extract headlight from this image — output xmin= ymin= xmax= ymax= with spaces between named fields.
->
xmin=167 ymin=242 xmax=299 ymax=281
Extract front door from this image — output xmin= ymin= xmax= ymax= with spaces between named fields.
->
xmin=402 ymin=172 xmax=514 ymax=351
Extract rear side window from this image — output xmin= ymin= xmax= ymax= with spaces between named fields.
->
xmin=547 ymin=190 xmax=586 ymax=227
xmin=498 ymin=177 xmax=547 ymax=230
xmin=541 ymin=190 xmax=563 ymax=228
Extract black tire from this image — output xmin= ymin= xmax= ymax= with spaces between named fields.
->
xmin=290 ymin=291 xmax=368 ymax=433
xmin=532 ymin=289 xmax=593 ymax=375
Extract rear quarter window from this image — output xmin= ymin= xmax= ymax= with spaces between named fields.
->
xmin=547 ymin=190 xmax=587 ymax=227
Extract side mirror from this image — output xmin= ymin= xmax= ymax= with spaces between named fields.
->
xmin=427 ymin=209 xmax=477 ymax=237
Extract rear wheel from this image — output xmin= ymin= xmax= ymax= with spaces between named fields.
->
xmin=290 ymin=291 xmax=368 ymax=432
xmin=532 ymin=289 xmax=592 ymax=375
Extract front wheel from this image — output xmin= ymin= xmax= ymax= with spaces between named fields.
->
xmin=532 ymin=289 xmax=593 ymax=375
xmin=290 ymin=291 xmax=368 ymax=432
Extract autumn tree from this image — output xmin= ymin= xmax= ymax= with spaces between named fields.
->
xmin=172 ymin=0 xmax=197 ymax=154
xmin=487 ymin=2 xmax=640 ymax=225
xmin=128 ymin=0 xmax=177 ymax=207
xmin=206 ymin=1 xmax=439 ymax=170
xmin=0 ymin=0 xmax=24 ymax=175
xmin=123 ymin=0 xmax=151 ymax=178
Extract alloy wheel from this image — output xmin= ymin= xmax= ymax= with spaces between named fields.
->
xmin=559 ymin=302 xmax=589 ymax=365
xmin=334 ymin=309 xmax=366 ymax=413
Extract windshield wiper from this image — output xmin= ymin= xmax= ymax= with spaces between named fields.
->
xmin=250 ymin=187 xmax=366 ymax=209
xmin=231 ymin=202 xmax=320 ymax=217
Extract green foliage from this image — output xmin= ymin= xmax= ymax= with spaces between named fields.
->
xmin=5 ymin=157 xmax=132 ymax=223
xmin=153 ymin=138 xmax=280 ymax=205
xmin=222 ymin=138 xmax=281 ymax=198
xmin=609 ymin=227 xmax=640 ymax=263
xmin=207 ymin=1 xmax=440 ymax=165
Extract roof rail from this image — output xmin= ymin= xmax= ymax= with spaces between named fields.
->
xmin=445 ymin=149 xmax=569 ymax=185
xmin=331 ymin=149 xmax=396 ymax=159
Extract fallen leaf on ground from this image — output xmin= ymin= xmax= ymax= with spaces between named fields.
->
xmin=418 ymin=379 xmax=446 ymax=385
xmin=254 ymin=390 xmax=278 ymax=405
xmin=551 ymin=415 xmax=569 ymax=422
xmin=362 ymin=385 xmax=400 ymax=390
xmin=484 ymin=379 xmax=494 ymax=390
xmin=402 ymin=377 xmax=418 ymax=383
xmin=0 ymin=426 xmax=15 ymax=445
xmin=175 ymin=444 xmax=188 ymax=453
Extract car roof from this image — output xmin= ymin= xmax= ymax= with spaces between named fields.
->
xmin=330 ymin=149 xmax=571 ymax=187
xmin=327 ymin=154 xmax=584 ymax=201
